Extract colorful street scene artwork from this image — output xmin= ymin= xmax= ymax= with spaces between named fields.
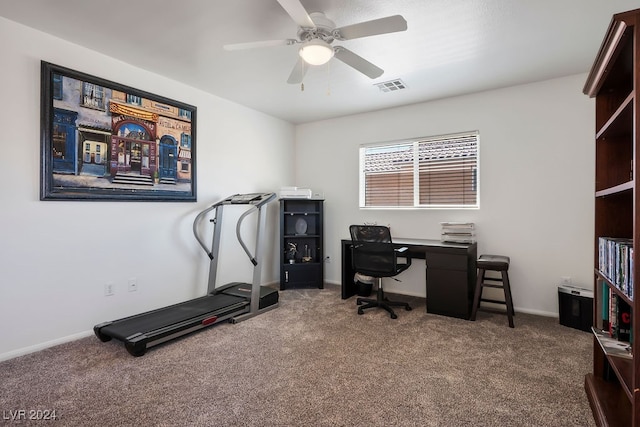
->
xmin=41 ymin=62 xmax=196 ymax=201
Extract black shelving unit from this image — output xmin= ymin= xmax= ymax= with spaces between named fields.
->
xmin=280 ymin=198 xmax=324 ymax=290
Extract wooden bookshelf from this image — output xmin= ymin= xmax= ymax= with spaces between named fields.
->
xmin=584 ymin=8 xmax=640 ymax=426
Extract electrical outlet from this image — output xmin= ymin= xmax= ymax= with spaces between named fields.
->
xmin=128 ymin=278 xmax=137 ymax=292
xmin=104 ymin=282 xmax=115 ymax=296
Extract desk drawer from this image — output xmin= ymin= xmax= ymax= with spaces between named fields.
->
xmin=426 ymin=269 xmax=472 ymax=319
xmin=425 ymin=253 xmax=468 ymax=270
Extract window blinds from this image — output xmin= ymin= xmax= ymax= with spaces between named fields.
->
xmin=360 ymin=132 xmax=479 ymax=208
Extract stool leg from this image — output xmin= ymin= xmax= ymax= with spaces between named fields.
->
xmin=502 ymin=270 xmax=515 ymax=328
xmin=470 ymin=268 xmax=485 ymax=321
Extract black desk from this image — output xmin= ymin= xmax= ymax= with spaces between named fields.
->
xmin=341 ymin=238 xmax=477 ymax=320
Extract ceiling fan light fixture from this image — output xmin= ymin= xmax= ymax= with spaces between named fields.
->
xmin=299 ymin=39 xmax=334 ymax=65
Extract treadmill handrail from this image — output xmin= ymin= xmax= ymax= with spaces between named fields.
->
xmin=192 ymin=193 xmax=276 ymax=259
xmin=193 ymin=204 xmax=218 ymax=259
xmin=236 ymin=207 xmax=258 ymax=265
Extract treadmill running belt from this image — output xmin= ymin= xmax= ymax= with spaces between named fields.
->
xmin=99 ymin=293 xmax=247 ymax=340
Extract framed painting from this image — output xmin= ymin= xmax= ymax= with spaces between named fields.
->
xmin=40 ymin=61 xmax=197 ymax=201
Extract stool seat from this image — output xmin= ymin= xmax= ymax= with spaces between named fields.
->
xmin=471 ymin=254 xmax=514 ymax=328
xmin=477 ymin=254 xmax=510 ymax=271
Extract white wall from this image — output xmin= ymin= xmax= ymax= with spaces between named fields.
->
xmin=0 ymin=17 xmax=295 ymax=360
xmin=295 ymin=74 xmax=595 ymax=317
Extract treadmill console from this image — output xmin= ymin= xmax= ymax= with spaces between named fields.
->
xmin=229 ymin=193 xmax=262 ymax=204
xmin=226 ymin=193 xmax=275 ymax=205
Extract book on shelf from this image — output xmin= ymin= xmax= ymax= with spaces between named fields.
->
xmin=603 ymin=282 xmax=632 ymax=342
xmin=592 ymin=327 xmax=632 ymax=359
xmin=602 ymin=282 xmax=610 ymax=331
xmin=616 ymin=296 xmax=632 ymax=342
xmin=598 ymin=236 xmax=634 ymax=299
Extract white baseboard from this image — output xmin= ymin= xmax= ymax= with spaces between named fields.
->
xmin=329 ymin=279 xmax=559 ymax=318
xmin=0 ymin=330 xmax=93 ymax=362
xmin=514 ymin=307 xmax=557 ymax=318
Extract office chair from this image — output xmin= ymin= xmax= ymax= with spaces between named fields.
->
xmin=349 ymin=225 xmax=412 ymax=319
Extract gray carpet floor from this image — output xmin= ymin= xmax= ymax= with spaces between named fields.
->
xmin=0 ymin=285 xmax=595 ymax=426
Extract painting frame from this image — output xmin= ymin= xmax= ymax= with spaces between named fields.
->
xmin=40 ymin=61 xmax=197 ymax=202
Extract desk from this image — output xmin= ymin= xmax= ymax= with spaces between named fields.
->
xmin=341 ymin=238 xmax=477 ymax=320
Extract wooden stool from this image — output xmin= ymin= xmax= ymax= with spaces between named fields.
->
xmin=470 ymin=254 xmax=514 ymax=328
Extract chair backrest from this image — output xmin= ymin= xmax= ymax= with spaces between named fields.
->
xmin=349 ymin=225 xmax=398 ymax=277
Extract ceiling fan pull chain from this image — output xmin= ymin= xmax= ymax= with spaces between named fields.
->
xmin=326 ymin=61 xmax=331 ymax=96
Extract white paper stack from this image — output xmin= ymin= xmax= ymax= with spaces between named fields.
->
xmin=279 ymin=187 xmax=312 ymax=198
xmin=441 ymin=222 xmax=476 ymax=243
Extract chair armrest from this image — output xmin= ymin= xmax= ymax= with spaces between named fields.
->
xmin=395 ymin=246 xmax=411 ymax=267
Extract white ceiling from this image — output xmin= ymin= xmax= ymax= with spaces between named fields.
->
xmin=0 ymin=0 xmax=638 ymax=124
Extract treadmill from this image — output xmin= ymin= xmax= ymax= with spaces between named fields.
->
xmin=94 ymin=192 xmax=279 ymax=356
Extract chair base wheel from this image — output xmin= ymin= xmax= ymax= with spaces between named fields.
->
xmin=354 ymin=288 xmax=411 ymax=319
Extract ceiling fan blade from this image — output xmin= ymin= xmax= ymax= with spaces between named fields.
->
xmin=277 ymin=0 xmax=315 ymax=28
xmin=223 ymin=39 xmax=296 ymax=51
xmin=287 ymin=57 xmax=309 ymax=84
xmin=336 ymin=15 xmax=407 ymax=40
xmin=333 ymin=47 xmax=384 ymax=79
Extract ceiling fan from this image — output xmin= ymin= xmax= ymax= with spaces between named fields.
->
xmin=223 ymin=0 xmax=408 ymax=84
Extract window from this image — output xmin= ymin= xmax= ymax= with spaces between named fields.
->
xmin=81 ymin=82 xmax=105 ymax=110
xmin=180 ymin=133 xmax=191 ymax=148
xmin=126 ymin=94 xmax=142 ymax=105
xmin=84 ymin=143 xmax=91 ymax=163
xmin=359 ymin=131 xmax=479 ymax=209
xmin=179 ymin=108 xmax=192 ymax=120
xmin=53 ymin=74 xmax=63 ymax=100
xmin=52 ymin=124 xmax=67 ymax=159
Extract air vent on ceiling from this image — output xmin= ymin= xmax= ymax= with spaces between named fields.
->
xmin=374 ymin=79 xmax=407 ymax=92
